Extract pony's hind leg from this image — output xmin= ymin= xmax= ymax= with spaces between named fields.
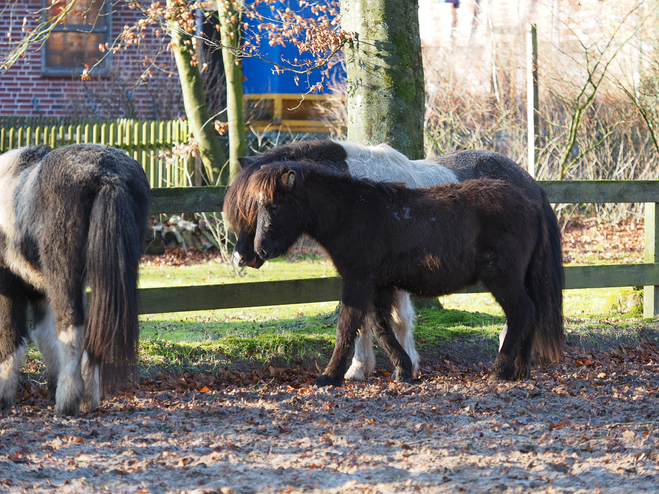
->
xmin=30 ymin=297 xmax=99 ymax=411
xmin=486 ymin=274 xmax=536 ymax=381
xmin=52 ymin=317 xmax=85 ymax=415
xmin=391 ymin=290 xmax=419 ymax=378
xmin=344 ymin=326 xmax=375 ymax=382
xmin=0 ymin=269 xmax=29 ymax=409
xmin=46 ymin=284 xmax=86 ymax=416
xmin=371 ymin=287 xmax=413 ymax=383
xmin=31 ymin=299 xmax=60 ymax=404
xmin=80 ymin=350 xmax=100 ymax=413
xmin=345 ymin=289 xmax=418 ymax=382
xmin=513 ymin=324 xmax=537 ymax=380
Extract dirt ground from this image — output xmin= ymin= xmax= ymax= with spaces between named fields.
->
xmin=2 ymin=218 xmax=658 ymax=493
xmin=2 ymin=338 xmax=659 ymax=494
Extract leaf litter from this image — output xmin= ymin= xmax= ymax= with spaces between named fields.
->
xmin=2 ymin=341 xmax=659 ymax=493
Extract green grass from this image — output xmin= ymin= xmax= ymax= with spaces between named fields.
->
xmin=139 ymin=256 xmax=337 ymax=288
xmin=131 ymin=256 xmax=653 ymax=374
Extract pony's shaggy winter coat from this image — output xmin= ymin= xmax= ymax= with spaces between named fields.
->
xmin=226 ymin=139 xmax=564 ymax=380
xmin=0 ymin=144 xmax=150 ymax=415
xmin=240 ymin=163 xmax=564 ymax=386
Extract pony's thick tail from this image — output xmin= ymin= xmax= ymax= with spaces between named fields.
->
xmin=83 ymin=183 xmax=149 ymax=385
xmin=527 ymin=189 xmax=565 ymax=364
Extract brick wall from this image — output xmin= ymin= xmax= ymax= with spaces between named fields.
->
xmin=0 ymin=2 xmax=185 ymax=118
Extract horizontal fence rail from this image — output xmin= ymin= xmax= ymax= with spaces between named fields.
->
xmin=146 ymin=180 xmax=659 ymax=317
xmin=148 ymin=180 xmax=659 ymax=213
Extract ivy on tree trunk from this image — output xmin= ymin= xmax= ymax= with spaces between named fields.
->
xmin=341 ymin=0 xmax=425 ymax=159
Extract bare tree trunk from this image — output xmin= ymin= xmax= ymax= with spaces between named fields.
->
xmin=340 ymin=0 xmax=425 ymax=159
xmin=167 ymin=0 xmax=228 ymax=185
xmin=217 ymin=0 xmax=246 ymax=184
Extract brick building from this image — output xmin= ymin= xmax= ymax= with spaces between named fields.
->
xmin=0 ymin=0 xmax=185 ymax=119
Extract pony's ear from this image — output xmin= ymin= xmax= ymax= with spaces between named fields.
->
xmin=282 ymin=171 xmax=296 ymax=190
xmin=238 ymin=156 xmax=253 ymax=168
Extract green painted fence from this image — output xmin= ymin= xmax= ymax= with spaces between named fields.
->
xmin=0 ymin=117 xmax=192 ymax=188
xmin=147 ymin=180 xmax=659 ymax=318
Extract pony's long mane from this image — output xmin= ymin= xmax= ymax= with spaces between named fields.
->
xmin=224 ymin=164 xmax=261 ymax=232
xmin=250 ymin=162 xmax=406 ymax=202
xmin=225 ymin=160 xmax=360 ymax=231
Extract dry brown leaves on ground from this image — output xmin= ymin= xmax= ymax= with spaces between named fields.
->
xmin=142 ymin=247 xmax=226 ymax=267
xmin=2 ymin=342 xmax=659 ymax=494
xmin=561 ymin=217 xmax=644 ymax=265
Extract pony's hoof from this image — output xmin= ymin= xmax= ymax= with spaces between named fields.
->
xmin=55 ymin=402 xmax=80 ymax=417
xmin=489 ymin=366 xmax=515 ymax=382
xmin=55 ymin=394 xmax=82 ymax=416
xmin=314 ymin=374 xmax=343 ymax=387
xmin=0 ymin=397 xmax=12 ymax=410
xmin=491 ymin=354 xmax=516 ymax=382
xmin=79 ymin=397 xmax=100 ymax=414
xmin=393 ymin=367 xmax=413 ymax=383
xmin=344 ymin=365 xmax=366 ymax=382
xmin=514 ymin=366 xmax=530 ymax=381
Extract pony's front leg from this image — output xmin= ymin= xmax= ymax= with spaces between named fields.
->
xmin=315 ymin=280 xmax=372 ymax=387
xmin=345 ymin=289 xmax=419 ymax=382
xmin=391 ymin=290 xmax=419 ymax=378
xmin=0 ymin=269 xmax=29 ymax=409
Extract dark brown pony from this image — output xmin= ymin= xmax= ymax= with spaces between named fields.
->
xmin=239 ymin=162 xmax=564 ymax=386
xmin=225 ymin=140 xmax=564 ymax=384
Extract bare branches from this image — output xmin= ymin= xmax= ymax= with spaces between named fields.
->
xmin=0 ymin=0 xmax=79 ymax=72
xmin=550 ymin=2 xmax=653 ymax=179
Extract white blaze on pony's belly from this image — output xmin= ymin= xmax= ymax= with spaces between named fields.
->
xmin=0 ymin=341 xmax=26 ymax=405
xmin=0 ymin=148 xmax=46 ymax=290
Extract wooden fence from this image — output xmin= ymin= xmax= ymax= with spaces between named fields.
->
xmin=0 ymin=117 xmax=192 ymax=188
xmin=146 ymin=180 xmax=659 ymax=318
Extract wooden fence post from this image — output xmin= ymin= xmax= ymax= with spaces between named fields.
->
xmin=526 ymin=23 xmax=539 ymax=179
xmin=644 ymin=201 xmax=659 ymax=318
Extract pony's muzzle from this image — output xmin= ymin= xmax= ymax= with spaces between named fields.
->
xmin=232 ymin=250 xmax=246 ymax=266
xmin=232 ymin=250 xmax=264 ymax=269
xmin=255 ymin=243 xmax=277 ymax=261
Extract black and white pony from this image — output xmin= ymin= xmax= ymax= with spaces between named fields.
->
xmin=231 ymin=139 xmax=563 ymax=380
xmin=235 ymin=163 xmax=564 ymax=385
xmin=0 ymin=144 xmax=150 ymax=415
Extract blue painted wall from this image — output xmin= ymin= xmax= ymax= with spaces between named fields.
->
xmin=242 ymin=0 xmax=344 ymax=95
